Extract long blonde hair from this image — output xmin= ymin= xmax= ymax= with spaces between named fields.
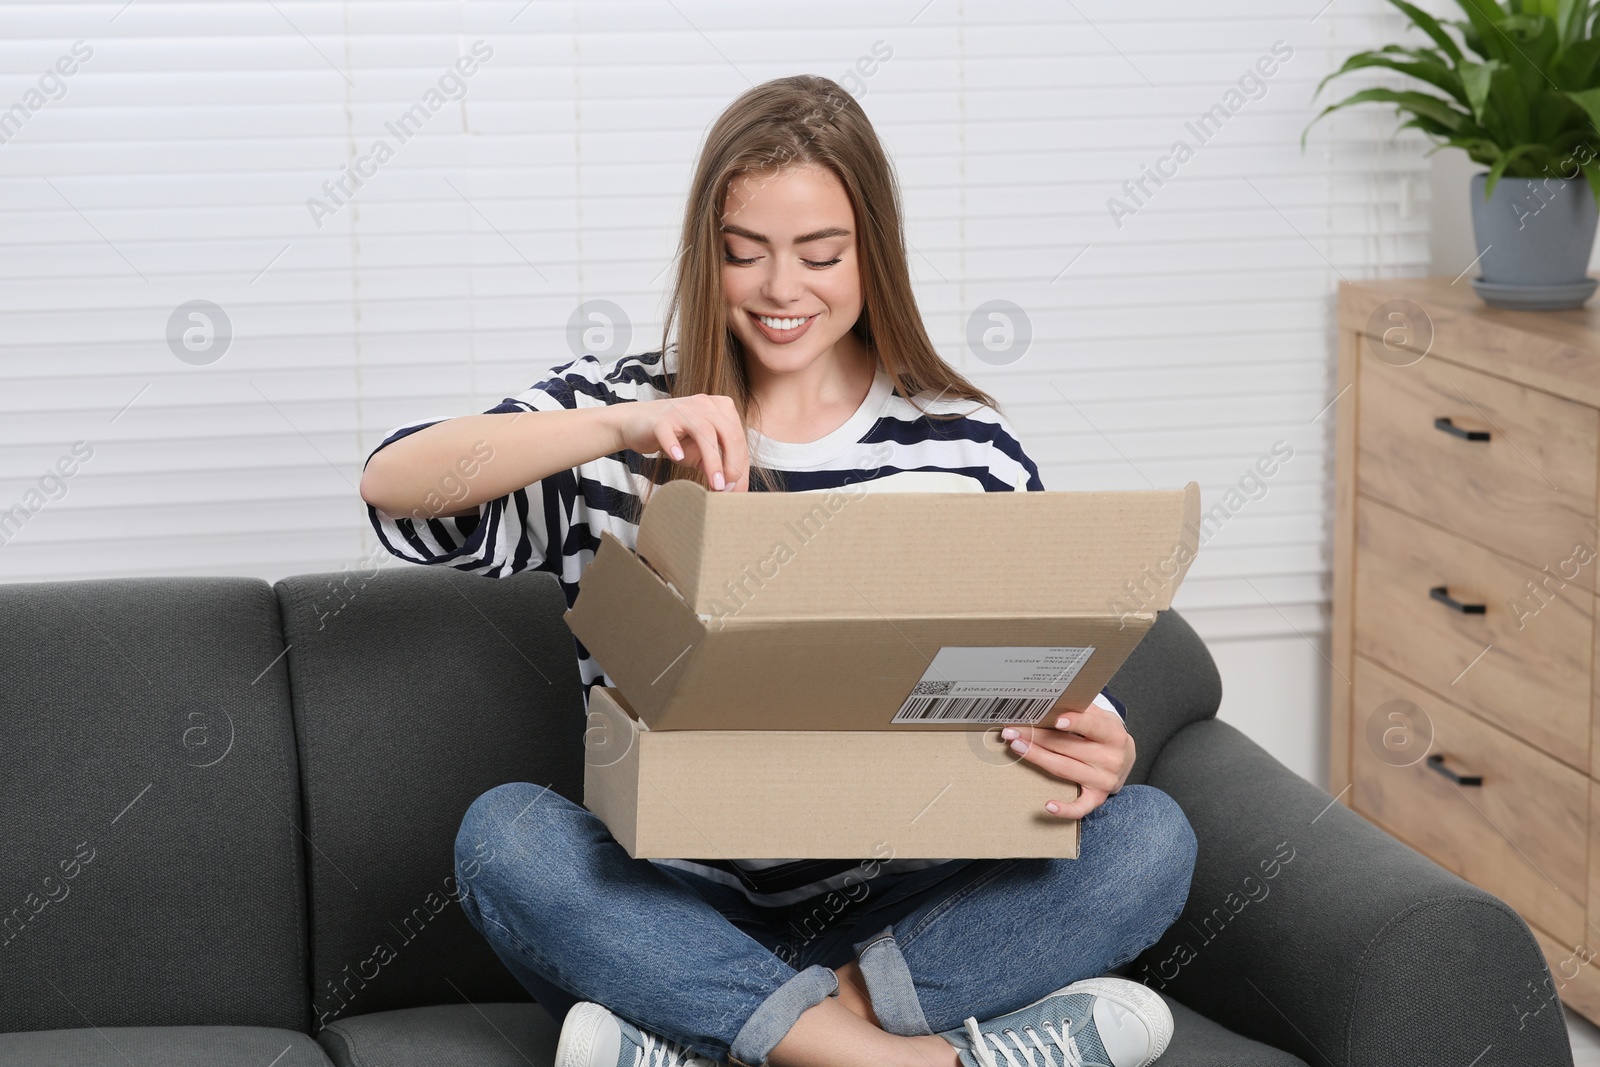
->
xmin=643 ymin=74 xmax=999 ymax=500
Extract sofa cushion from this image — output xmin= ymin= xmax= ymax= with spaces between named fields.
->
xmin=0 ymin=577 xmax=311 ymax=1034
xmin=273 ymin=566 xmax=585 ymax=1028
xmin=316 ymin=1003 xmax=560 ymax=1067
xmin=1158 ymin=997 xmax=1310 ymax=1066
xmin=1108 ymin=608 xmax=1223 ymax=786
xmin=0 ymin=1026 xmax=333 ymax=1067
xmin=311 ymin=997 xmax=1300 ymax=1067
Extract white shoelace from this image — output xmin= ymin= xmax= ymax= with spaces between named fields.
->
xmin=633 ymin=1028 xmax=713 ymax=1067
xmin=962 ymin=1015 xmax=1086 ymax=1067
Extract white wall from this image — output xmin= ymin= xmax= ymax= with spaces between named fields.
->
xmin=0 ymin=1 xmax=1437 ymax=786
xmin=1429 ymin=139 xmax=1485 ymax=277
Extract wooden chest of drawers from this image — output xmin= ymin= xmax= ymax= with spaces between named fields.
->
xmin=1333 ymin=277 xmax=1600 ymax=1023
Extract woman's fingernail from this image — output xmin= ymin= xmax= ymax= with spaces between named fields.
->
xmin=713 ymin=472 xmax=725 ymax=490
xmin=671 ymin=447 xmax=684 ymax=461
xmin=1000 ymin=727 xmax=1018 ymax=740
xmin=1056 ymin=716 xmax=1070 ymax=730
xmin=1045 ymin=801 xmax=1060 ymax=814
xmin=1010 ymin=738 xmax=1029 ymax=755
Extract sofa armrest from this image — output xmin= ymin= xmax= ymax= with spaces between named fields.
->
xmin=1137 ymin=718 xmax=1574 ymax=1067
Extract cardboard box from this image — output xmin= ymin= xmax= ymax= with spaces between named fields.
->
xmin=566 ymin=481 xmax=1202 ymax=731
xmin=569 ymin=483 xmax=1196 ymax=857
xmin=566 ymin=481 xmax=1201 ymax=860
xmin=582 ymin=685 xmax=1088 ymax=859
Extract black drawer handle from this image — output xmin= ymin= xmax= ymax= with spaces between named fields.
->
xmin=1434 ymin=417 xmax=1490 ymax=441
xmin=1427 ymin=753 xmax=1483 ymax=787
xmin=1430 ymin=585 xmax=1486 ymax=614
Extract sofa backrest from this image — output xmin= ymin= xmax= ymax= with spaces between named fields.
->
xmin=1111 ymin=607 xmax=1223 ymax=785
xmin=273 ymin=564 xmax=584 ymax=1029
xmin=0 ymin=576 xmax=311 ymax=1035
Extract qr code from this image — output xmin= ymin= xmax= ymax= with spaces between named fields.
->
xmin=910 ymin=680 xmax=953 ymax=696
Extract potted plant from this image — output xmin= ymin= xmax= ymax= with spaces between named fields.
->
xmin=1305 ymin=0 xmax=1600 ymax=309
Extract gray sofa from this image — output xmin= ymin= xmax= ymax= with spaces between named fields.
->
xmin=0 ymin=565 xmax=1574 ymax=1066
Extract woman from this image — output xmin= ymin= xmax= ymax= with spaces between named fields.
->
xmin=360 ymin=74 xmax=1196 ymax=1067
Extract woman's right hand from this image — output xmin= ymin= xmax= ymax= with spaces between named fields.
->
xmin=612 ymin=394 xmax=749 ymax=492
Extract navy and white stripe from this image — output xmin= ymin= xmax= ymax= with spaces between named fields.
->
xmin=365 ymin=346 xmax=1128 ymax=905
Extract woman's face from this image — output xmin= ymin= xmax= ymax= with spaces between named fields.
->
xmin=719 ymin=164 xmax=865 ymax=378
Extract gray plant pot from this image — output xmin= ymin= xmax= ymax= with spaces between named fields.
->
xmin=1468 ymin=171 xmax=1599 ymax=309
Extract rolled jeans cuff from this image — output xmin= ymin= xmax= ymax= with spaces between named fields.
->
xmin=728 ymin=963 xmax=839 ymax=1067
xmin=856 ymin=930 xmax=934 ymax=1036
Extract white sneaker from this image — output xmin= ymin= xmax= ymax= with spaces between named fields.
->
xmin=937 ymin=976 xmax=1175 ymax=1067
xmin=554 ymin=1001 xmax=720 ymax=1067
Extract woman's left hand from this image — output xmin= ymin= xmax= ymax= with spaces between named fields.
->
xmin=1000 ymin=694 xmax=1136 ymax=820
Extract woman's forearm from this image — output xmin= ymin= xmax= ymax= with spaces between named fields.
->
xmin=359 ymin=405 xmax=627 ymax=518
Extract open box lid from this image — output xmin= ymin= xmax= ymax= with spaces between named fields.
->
xmin=631 ymin=480 xmax=1203 ymax=619
xmin=565 ymin=480 xmax=1204 ymax=730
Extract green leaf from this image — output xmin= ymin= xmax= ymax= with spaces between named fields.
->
xmin=1483 ymin=147 xmax=1567 ymax=193
xmin=1459 ymin=58 xmax=1502 ymax=123
xmin=1436 ymin=134 xmax=1512 ymax=166
xmin=1545 ymin=127 xmax=1598 ymax=155
xmin=1388 ymin=0 xmax=1466 ymax=62
xmin=1446 ymin=18 xmax=1490 ymax=59
xmin=1454 ymin=0 xmax=1512 ymax=61
xmin=1499 ymin=14 xmax=1548 ymax=32
xmin=1346 ymin=87 xmax=1469 ymax=128
xmin=1578 ymin=158 xmax=1600 ymax=208
xmin=1312 ymin=49 xmax=1468 ymax=106
xmin=1520 ymin=10 xmax=1564 ymax=68
xmin=1301 ymin=87 xmax=1471 ymax=151
xmin=1486 ymin=142 xmax=1547 ymax=189
xmin=1564 ymin=85 xmax=1600 ymax=132
xmin=1474 ymin=32 xmax=1535 ymax=142
xmin=1398 ymin=114 xmax=1460 ymax=139
xmin=1550 ymin=33 xmax=1600 ymax=85
xmin=1451 ymin=135 xmax=1511 ymax=155
xmin=1556 ymin=0 xmax=1587 ymax=46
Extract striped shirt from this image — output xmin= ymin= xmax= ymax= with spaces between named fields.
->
xmin=365 ymin=347 xmax=1128 ymax=906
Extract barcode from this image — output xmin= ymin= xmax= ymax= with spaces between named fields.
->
xmin=892 ymin=693 xmax=1058 ymax=724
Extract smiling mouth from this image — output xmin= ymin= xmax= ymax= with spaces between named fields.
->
xmin=749 ymin=311 xmax=818 ymax=343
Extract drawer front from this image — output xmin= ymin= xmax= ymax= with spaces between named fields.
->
xmin=1589 ymin=783 xmax=1600 ymax=974
xmin=1357 ymin=348 xmax=1599 ymax=587
xmin=1351 ymin=657 xmax=1588 ymax=943
xmin=1595 ymin=593 xmax=1600 ymax=777
xmin=1528 ymin=923 xmax=1600 ymax=1028
xmin=1354 ymin=496 xmax=1593 ymax=769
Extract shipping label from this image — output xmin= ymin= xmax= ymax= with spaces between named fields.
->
xmin=890 ymin=646 xmax=1095 ymax=724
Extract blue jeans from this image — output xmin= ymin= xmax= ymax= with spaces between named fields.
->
xmin=454 ymin=782 xmax=1196 ymax=1067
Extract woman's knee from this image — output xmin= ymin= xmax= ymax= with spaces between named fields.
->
xmin=1098 ymin=784 xmax=1198 ymax=907
xmin=453 ymin=782 xmax=587 ymax=918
